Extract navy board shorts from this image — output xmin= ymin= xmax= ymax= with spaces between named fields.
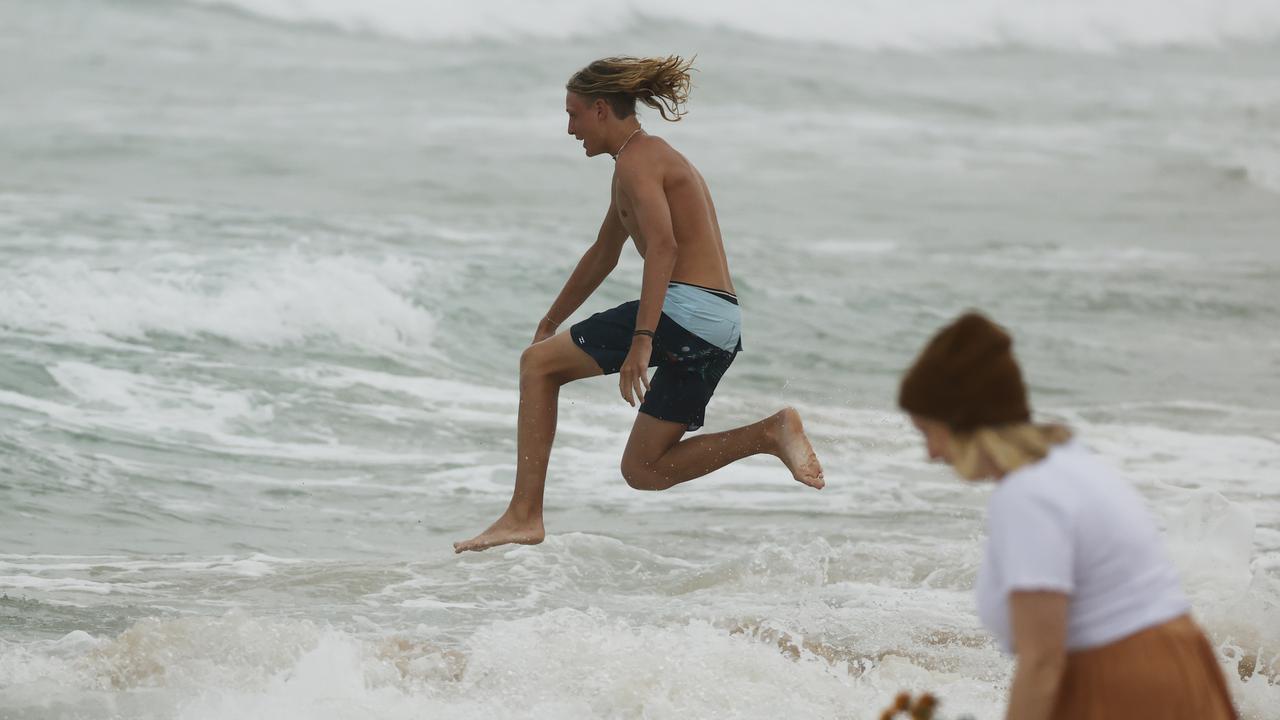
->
xmin=570 ymin=281 xmax=743 ymax=431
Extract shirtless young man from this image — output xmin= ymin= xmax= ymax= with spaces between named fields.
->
xmin=454 ymin=56 xmax=824 ymax=554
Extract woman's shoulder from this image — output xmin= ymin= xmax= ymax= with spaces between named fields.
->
xmin=989 ymin=439 xmax=1091 ymax=513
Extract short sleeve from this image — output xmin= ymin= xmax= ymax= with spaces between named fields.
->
xmin=987 ymin=484 xmax=1075 ymax=595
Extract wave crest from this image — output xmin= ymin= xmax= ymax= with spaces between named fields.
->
xmin=189 ymin=0 xmax=1280 ymax=52
xmin=0 ymin=251 xmax=435 ymax=355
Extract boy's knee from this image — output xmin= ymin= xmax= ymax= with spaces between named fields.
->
xmin=620 ymin=458 xmax=661 ymax=491
xmin=519 ymin=345 xmax=552 ymax=384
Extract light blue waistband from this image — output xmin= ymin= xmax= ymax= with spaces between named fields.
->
xmin=662 ymin=283 xmax=741 ymax=352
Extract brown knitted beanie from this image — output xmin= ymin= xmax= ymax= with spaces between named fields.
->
xmin=897 ymin=312 xmax=1031 ymax=432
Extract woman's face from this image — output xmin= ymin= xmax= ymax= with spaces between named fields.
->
xmin=910 ymin=415 xmax=955 ymax=466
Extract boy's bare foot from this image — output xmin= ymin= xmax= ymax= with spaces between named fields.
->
xmin=453 ymin=511 xmax=545 ymax=553
xmin=771 ymin=407 xmax=825 ymax=489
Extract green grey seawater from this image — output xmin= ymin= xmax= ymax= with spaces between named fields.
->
xmin=1 ymin=1 xmax=1278 ymax=718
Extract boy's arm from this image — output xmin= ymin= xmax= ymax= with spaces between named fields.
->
xmin=614 ymin=157 xmax=677 ymax=405
xmin=534 ymin=201 xmax=629 ymax=343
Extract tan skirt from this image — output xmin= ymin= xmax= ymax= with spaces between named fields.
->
xmin=1052 ymin=615 xmax=1238 ymax=720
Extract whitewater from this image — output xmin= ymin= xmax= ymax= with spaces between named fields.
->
xmin=1 ymin=1 xmax=1278 ymax=718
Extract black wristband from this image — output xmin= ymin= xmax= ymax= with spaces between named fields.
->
xmin=632 ymin=329 xmax=656 ymax=339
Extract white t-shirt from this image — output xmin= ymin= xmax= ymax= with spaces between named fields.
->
xmin=976 ymin=439 xmax=1189 ymax=653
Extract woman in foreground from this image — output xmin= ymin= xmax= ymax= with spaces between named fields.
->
xmin=898 ymin=312 xmax=1236 ymax=720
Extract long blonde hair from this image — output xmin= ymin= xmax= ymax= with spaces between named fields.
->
xmin=949 ymin=423 xmax=1073 ymax=480
xmin=566 ymin=55 xmax=694 ymax=121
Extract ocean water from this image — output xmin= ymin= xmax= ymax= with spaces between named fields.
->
xmin=2 ymin=1 xmax=1279 ymax=718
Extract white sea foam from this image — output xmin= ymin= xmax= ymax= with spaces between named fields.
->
xmin=1164 ymin=492 xmax=1280 ymax=717
xmin=0 ymin=554 xmax=299 ymax=577
xmin=2 ymin=501 xmax=1276 ymax=718
xmin=1078 ymin=422 xmax=1280 ymax=518
xmin=811 ymin=239 xmax=901 ymax=257
xmin=0 ymin=575 xmax=164 ymax=596
xmin=189 ymin=0 xmax=1280 ymax=51
xmin=0 ymin=610 xmax=1006 ymax=719
xmin=287 ymin=366 xmax=516 ymax=406
xmin=12 ymin=593 xmax=1239 ymax=719
xmin=0 ymin=251 xmax=434 ymax=355
xmin=0 ymin=371 xmax=443 ymax=467
xmin=923 ymin=244 xmax=1199 ymax=273
xmin=48 ymin=360 xmax=270 ymax=434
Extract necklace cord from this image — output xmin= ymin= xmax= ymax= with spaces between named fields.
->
xmin=613 ymin=127 xmax=643 ymax=160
